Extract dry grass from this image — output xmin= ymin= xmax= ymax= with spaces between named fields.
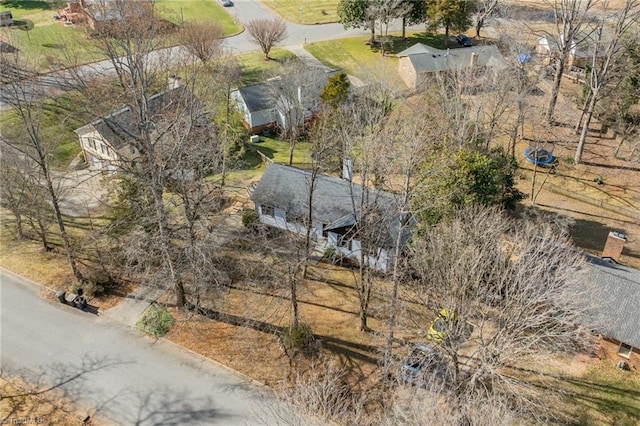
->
xmin=0 ymin=376 xmax=92 ymax=426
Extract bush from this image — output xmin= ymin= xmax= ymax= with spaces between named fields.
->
xmin=564 ymin=156 xmax=576 ymax=165
xmin=281 ymin=322 xmax=317 ymax=355
xmin=136 ymin=303 xmax=174 ymax=337
xmin=242 ymin=208 xmax=259 ymax=230
xmin=323 ymin=246 xmax=338 ymax=264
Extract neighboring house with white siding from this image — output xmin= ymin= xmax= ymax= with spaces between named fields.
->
xmin=250 ymin=164 xmax=415 ymax=272
xmin=74 ymin=78 xmax=200 ymax=171
xmin=231 ymin=67 xmax=338 ymax=135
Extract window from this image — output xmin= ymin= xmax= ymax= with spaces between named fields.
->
xmin=86 ymin=138 xmax=96 ymax=150
xmin=337 ymin=234 xmax=352 ymax=250
xmin=261 ymin=205 xmax=274 ymax=217
xmin=100 ymin=144 xmax=108 ymax=155
xmin=618 ymin=342 xmax=633 ymax=358
xmin=287 ymin=212 xmax=305 ymax=225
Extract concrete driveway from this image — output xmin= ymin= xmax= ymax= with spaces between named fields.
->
xmin=0 ymin=269 xmax=289 ymax=425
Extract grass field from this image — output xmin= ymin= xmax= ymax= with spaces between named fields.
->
xmin=261 ymin=0 xmax=338 ymax=24
xmin=0 ymin=0 xmax=241 ymax=71
xmin=304 ymin=31 xmax=453 ymax=80
xmin=0 ymin=93 xmax=89 ymax=168
xmin=235 ymin=48 xmax=299 ymax=85
xmin=156 ymin=0 xmax=241 ymax=34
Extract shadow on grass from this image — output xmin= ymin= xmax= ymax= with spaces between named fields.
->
xmin=375 ymin=32 xmax=465 ymax=55
xmin=510 ymin=364 xmax=640 ymax=425
xmin=192 ymin=305 xmax=380 ymax=365
xmin=1 ymin=1 xmax=55 ymax=11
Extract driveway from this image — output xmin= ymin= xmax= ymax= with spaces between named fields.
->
xmin=0 ymin=269 xmax=289 ymax=425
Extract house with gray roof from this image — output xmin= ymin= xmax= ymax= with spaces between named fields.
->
xmin=250 ymin=164 xmax=415 ymax=272
xmin=586 ymin=254 xmax=640 ymax=369
xmin=397 ymin=43 xmax=504 ymax=89
xmin=231 ymin=67 xmax=337 ymax=135
xmin=74 ymin=77 xmax=201 ymax=171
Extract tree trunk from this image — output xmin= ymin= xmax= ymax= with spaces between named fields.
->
xmin=444 ymin=24 xmax=450 ymax=48
xmin=43 ymin=166 xmax=84 ymax=284
xmin=288 ymin=138 xmax=295 ymax=166
xmin=546 ymin=59 xmax=565 ymax=123
xmin=475 ymin=18 xmax=483 ymax=38
xmin=12 ymin=209 xmax=25 ymax=239
xmin=574 ymin=90 xmax=592 ymax=134
xmin=402 ymin=17 xmax=406 ymax=39
xmin=576 ymin=89 xmax=599 ymax=164
xmin=370 ymin=19 xmax=375 ymax=44
xmin=289 ymin=265 xmax=300 ymax=327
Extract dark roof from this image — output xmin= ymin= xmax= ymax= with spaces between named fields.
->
xmin=401 ymin=45 xmax=504 ymax=74
xmin=586 ymin=255 xmax=640 ymax=348
xmin=250 ymin=164 xmax=415 ymax=248
xmin=236 ymin=83 xmax=276 ymax=113
xmin=234 ymin=67 xmax=338 ymax=114
xmin=75 ymin=86 xmax=197 ymax=149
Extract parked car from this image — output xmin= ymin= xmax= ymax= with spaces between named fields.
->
xmin=400 ymin=344 xmax=435 ymax=384
xmin=426 ymin=309 xmax=457 ymax=343
xmin=456 ymin=34 xmax=473 ymax=47
xmin=220 ymin=0 xmax=233 ymax=6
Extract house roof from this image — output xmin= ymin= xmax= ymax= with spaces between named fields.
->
xmin=234 ymin=83 xmax=276 ymax=114
xmin=402 ymin=45 xmax=504 ymax=74
xmin=232 ymin=67 xmax=338 ymax=114
xmin=74 ymin=85 xmax=196 ymax=150
xmin=250 ymin=164 xmax=415 ymax=248
xmin=586 ymin=255 xmax=640 ymax=348
xmin=397 ymin=43 xmax=439 ymax=57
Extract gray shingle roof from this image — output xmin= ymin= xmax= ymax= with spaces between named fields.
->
xmin=75 ymin=86 xmax=196 ymax=150
xmin=236 ymin=83 xmax=276 ymax=113
xmin=586 ymin=255 xmax=640 ymax=348
xmin=397 ymin=43 xmax=439 ymax=57
xmin=404 ymin=45 xmax=504 ymax=74
xmin=250 ymin=164 xmax=415 ymax=248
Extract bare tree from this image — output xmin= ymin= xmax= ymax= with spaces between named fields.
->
xmin=473 ymin=0 xmax=501 ymax=38
xmin=267 ymin=60 xmax=327 ymax=165
xmin=574 ymin=0 xmax=640 ymax=164
xmin=543 ymin=0 xmax=595 ymax=123
xmin=0 ymin=53 xmax=85 ymax=283
xmin=177 ymin=21 xmax=225 ymax=65
xmin=408 ymin=206 xmax=600 ymax=421
xmin=76 ymin=0 xmax=227 ymax=308
xmin=246 ymin=18 xmax=288 ymax=60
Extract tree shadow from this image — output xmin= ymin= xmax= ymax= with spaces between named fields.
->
xmin=0 ymin=1 xmax=56 ymax=10
xmin=384 ymin=32 xmax=457 ymax=54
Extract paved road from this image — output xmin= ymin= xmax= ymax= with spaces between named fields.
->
xmin=0 ymin=270 xmax=287 ymax=425
xmin=0 ymin=1 xmax=418 ymax=111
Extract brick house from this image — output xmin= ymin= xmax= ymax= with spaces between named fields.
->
xmin=585 ymin=232 xmax=640 ymax=370
xmin=397 ymin=43 xmax=504 ymax=90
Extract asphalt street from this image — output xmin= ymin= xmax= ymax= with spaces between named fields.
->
xmin=0 ymin=269 xmax=289 ymax=425
xmin=0 ymin=1 xmax=419 ymax=111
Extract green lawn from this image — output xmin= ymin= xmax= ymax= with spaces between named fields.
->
xmin=561 ymin=363 xmax=640 ymax=425
xmin=249 ymin=136 xmax=312 ymax=166
xmin=304 ymin=31 xmax=460 ymax=82
xmin=234 ymin=48 xmax=299 ymax=85
xmin=261 ymin=0 xmax=338 ymax=24
xmin=0 ymin=0 xmax=240 ymax=72
xmin=156 ymin=0 xmax=241 ymax=35
xmin=0 ymin=92 xmax=90 ymax=168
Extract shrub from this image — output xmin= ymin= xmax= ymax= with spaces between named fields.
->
xmin=242 ymin=208 xmax=260 ymax=230
xmin=564 ymin=156 xmax=575 ymax=165
xmin=323 ymin=246 xmax=338 ymax=264
xmin=136 ymin=303 xmax=174 ymax=337
xmin=281 ymin=322 xmax=317 ymax=355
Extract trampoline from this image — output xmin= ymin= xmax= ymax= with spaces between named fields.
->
xmin=524 ymin=144 xmax=555 ymax=166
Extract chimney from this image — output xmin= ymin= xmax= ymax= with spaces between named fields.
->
xmin=470 ymin=52 xmax=479 ymax=67
xmin=602 ymin=231 xmax=626 ymax=263
xmin=167 ymin=75 xmax=182 ymax=90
